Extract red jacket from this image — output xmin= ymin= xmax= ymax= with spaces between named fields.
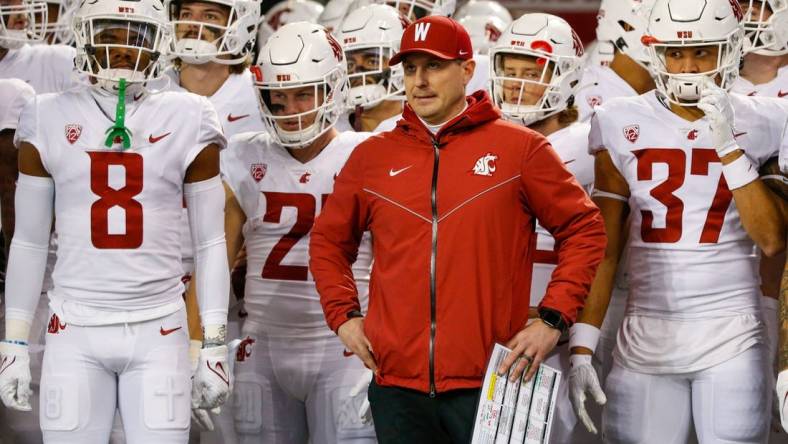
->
xmin=310 ymin=91 xmax=606 ymax=394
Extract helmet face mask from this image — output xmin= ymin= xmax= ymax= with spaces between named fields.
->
xmin=740 ymin=0 xmax=788 ymax=55
xmin=73 ymin=0 xmax=171 ymax=94
xmin=595 ymin=0 xmax=655 ymax=69
xmin=255 ymin=22 xmax=348 ymax=149
xmin=339 ymin=4 xmax=407 ymax=110
xmin=168 ymin=0 xmax=259 ymax=65
xmin=36 ymin=0 xmax=78 ymax=44
xmin=643 ymin=0 xmax=744 ymax=106
xmin=0 ymin=0 xmax=48 ymax=49
xmin=489 ymin=13 xmax=583 ymax=127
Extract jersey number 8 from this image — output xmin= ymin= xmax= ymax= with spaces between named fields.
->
xmin=88 ymin=152 xmax=144 ymax=249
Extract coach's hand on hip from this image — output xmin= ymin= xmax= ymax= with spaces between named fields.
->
xmin=498 ymin=320 xmax=561 ymax=383
xmin=339 ymin=317 xmax=378 ymax=372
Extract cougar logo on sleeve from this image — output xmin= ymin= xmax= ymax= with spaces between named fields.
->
xmin=471 ymin=153 xmax=498 ymax=176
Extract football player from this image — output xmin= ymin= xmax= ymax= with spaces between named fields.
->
xmin=453 ymin=0 xmax=511 ymax=56
xmin=574 ymin=0 xmax=656 ymax=121
xmin=570 ymin=0 xmax=788 ymax=441
xmin=0 ymin=0 xmax=235 ymax=442
xmin=317 ymin=0 xmax=354 ymax=34
xmin=0 ymin=0 xmax=79 ymax=92
xmin=256 ymin=0 xmax=323 ymax=53
xmin=488 ymin=13 xmax=599 ymax=444
xmin=219 ymin=22 xmax=375 ymax=443
xmin=335 ymin=4 xmax=407 ymax=133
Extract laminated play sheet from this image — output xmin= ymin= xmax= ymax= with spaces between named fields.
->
xmin=471 ymin=343 xmax=561 ymax=444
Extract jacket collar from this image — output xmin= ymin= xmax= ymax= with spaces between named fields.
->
xmin=396 ymin=90 xmax=501 ymax=146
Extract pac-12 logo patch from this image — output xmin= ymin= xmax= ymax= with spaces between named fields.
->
xmin=623 ymin=124 xmax=640 ymax=143
xmin=251 ymin=163 xmax=267 ymax=182
xmin=65 ymin=124 xmax=82 ymax=144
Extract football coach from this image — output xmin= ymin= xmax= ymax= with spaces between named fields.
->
xmin=310 ymin=15 xmax=606 ymax=443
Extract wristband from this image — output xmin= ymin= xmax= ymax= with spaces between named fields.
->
xmin=721 ymin=154 xmax=759 ymax=190
xmin=569 ymin=322 xmax=601 ymax=353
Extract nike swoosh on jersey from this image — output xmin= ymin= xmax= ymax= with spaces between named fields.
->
xmin=779 ymin=91 xmax=788 ymax=98
xmin=389 ymin=165 xmax=413 ymax=176
xmin=227 ymin=114 xmax=250 ymax=122
xmin=149 ymin=132 xmax=172 ymax=143
xmin=160 ymin=326 xmax=182 ymax=336
xmin=733 ymin=132 xmax=748 ymax=138
xmin=563 ymin=159 xmax=576 ymax=165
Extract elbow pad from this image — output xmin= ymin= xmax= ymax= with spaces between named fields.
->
xmin=184 ymin=176 xmax=229 ymax=326
xmin=5 ymin=174 xmax=54 ymax=324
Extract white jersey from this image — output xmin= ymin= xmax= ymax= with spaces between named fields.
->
xmin=530 ymin=122 xmax=594 ymax=307
xmin=730 ymin=65 xmax=788 ymax=99
xmin=467 ymin=53 xmax=490 ymax=95
xmin=590 ymin=91 xmax=787 ymax=373
xmin=575 ymin=64 xmax=638 ymax=122
xmin=334 ymin=110 xmax=401 ymax=133
xmin=221 ymin=131 xmax=373 ymax=337
xmin=14 ymin=86 xmax=225 ymax=325
xmin=0 ymin=44 xmax=80 ymax=93
xmin=0 ymin=78 xmax=34 ymax=130
xmin=159 ymin=68 xmax=265 ymax=139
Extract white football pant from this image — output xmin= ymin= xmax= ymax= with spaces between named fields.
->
xmin=603 ymin=345 xmax=770 ymax=444
xmin=40 ymin=308 xmax=191 ymax=444
xmin=232 ymin=327 xmax=376 ymax=444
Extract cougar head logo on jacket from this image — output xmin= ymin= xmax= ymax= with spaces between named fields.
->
xmin=471 ymin=153 xmax=498 ymax=176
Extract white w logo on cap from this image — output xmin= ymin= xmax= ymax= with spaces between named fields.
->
xmin=414 ymin=22 xmax=431 ymax=42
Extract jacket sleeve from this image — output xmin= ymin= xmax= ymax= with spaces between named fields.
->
xmin=520 ymin=135 xmax=607 ymax=324
xmin=310 ymin=145 xmax=370 ymax=333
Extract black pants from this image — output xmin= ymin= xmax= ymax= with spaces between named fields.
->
xmin=368 ymin=379 xmax=480 ymax=444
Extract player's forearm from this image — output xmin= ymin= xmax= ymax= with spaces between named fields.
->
xmin=185 ymin=176 xmax=230 ymax=330
xmin=184 ymin=280 xmax=203 ymax=341
xmin=730 ymin=179 xmax=785 ymax=257
xmin=0 ymin=131 xmax=17 ymax=251
xmin=4 ymin=174 xmax=53 ymax=333
xmin=778 ymin=253 xmax=788 ymax=371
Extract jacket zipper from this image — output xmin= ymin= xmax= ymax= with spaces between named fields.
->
xmin=429 ymin=138 xmax=440 ymax=398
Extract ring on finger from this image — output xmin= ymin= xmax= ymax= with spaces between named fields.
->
xmin=522 ymin=354 xmax=533 ymax=363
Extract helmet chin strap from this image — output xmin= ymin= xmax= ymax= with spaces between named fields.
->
xmin=104 ymin=78 xmax=133 ymax=149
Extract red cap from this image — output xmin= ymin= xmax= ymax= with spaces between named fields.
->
xmin=389 ymin=16 xmax=473 ymax=66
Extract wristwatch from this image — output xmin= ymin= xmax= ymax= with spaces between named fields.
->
xmin=346 ymin=310 xmax=364 ymax=320
xmin=538 ymin=307 xmax=569 ymax=334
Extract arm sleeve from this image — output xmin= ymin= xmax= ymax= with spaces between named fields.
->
xmin=184 ymin=176 xmax=230 ymax=326
xmin=520 ymin=136 xmax=607 ymax=325
xmin=309 ymin=146 xmax=369 ymax=332
xmin=4 ymin=174 xmax=54 ymax=323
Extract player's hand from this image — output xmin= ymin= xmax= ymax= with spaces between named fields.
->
xmin=348 ymin=369 xmax=373 ymax=424
xmin=189 ymin=340 xmax=216 ymax=431
xmin=776 ymin=370 xmax=788 ymax=433
xmin=568 ymin=353 xmax=606 ymax=434
xmin=499 ymin=320 xmax=561 ymax=382
xmin=338 ymin=318 xmax=377 ymax=372
xmin=191 ymin=339 xmax=241 ymax=411
xmin=697 ymin=81 xmax=739 ymax=158
xmin=0 ymin=342 xmax=33 ymax=411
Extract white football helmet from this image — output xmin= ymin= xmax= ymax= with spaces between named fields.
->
xmin=455 ymin=1 xmax=511 ymax=25
xmin=457 ymin=14 xmax=506 ymax=55
xmin=167 ymin=0 xmax=260 ymax=65
xmin=740 ymin=0 xmax=788 ymax=55
xmin=0 ymin=0 xmax=47 ymax=49
xmin=339 ymin=4 xmax=407 ymax=109
xmin=254 ymin=22 xmax=348 ymax=148
xmin=489 ymin=13 xmax=584 ymax=126
xmin=595 ymin=0 xmax=655 ymax=68
xmin=35 ymin=0 xmax=79 ymax=44
xmin=318 ymin=0 xmax=354 ymax=33
xmin=73 ymin=0 xmax=172 ymax=93
xmin=257 ymin=0 xmax=323 ymax=47
xmin=642 ymin=0 xmax=744 ymax=105
xmin=379 ymin=0 xmax=455 ymax=19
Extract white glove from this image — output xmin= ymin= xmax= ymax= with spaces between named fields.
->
xmin=191 ymin=339 xmax=241 ymax=412
xmin=697 ymin=81 xmax=739 ymax=158
xmin=568 ymin=354 xmax=606 ymax=435
xmin=0 ymin=341 xmax=32 ymax=411
xmin=348 ymin=370 xmax=373 ymax=424
xmin=189 ymin=340 xmax=216 ymax=431
xmin=776 ymin=370 xmax=788 ymax=433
